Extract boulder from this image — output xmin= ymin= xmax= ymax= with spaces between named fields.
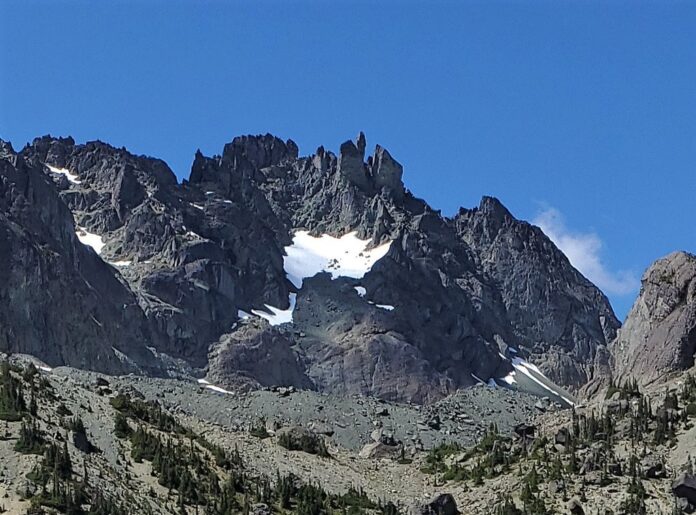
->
xmin=567 ymin=498 xmax=585 ymax=515
xmin=641 ymin=455 xmax=666 ymax=479
xmin=412 ymin=494 xmax=459 ymax=515
xmin=673 ymin=473 xmax=696 ymax=506
xmin=359 ymin=441 xmax=403 ymax=460
xmin=251 ymin=503 xmax=271 ymax=515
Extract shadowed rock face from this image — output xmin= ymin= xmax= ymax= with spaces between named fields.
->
xmin=0 ymin=141 xmax=162 ymax=374
xmin=454 ymin=197 xmax=620 ymax=390
xmin=1 ymin=132 xmax=620 ymax=401
xmin=611 ymin=251 xmax=696 ymax=386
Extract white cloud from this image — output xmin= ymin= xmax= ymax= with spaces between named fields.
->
xmin=532 ymin=207 xmax=638 ymax=296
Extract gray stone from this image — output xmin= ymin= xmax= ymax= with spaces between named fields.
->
xmin=611 ymin=251 xmax=696 ymax=386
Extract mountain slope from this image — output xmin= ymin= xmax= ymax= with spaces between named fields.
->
xmin=0 ymin=132 xmax=621 ymax=402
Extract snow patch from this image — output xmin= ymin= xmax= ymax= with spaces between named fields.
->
xmin=197 ymin=378 xmax=232 ymax=394
xmin=354 ymin=286 xmax=367 ymax=297
xmin=185 ymin=231 xmax=204 ymax=240
xmin=191 ymin=203 xmax=205 ymax=211
xmin=500 ymin=372 xmax=517 ymax=385
xmin=504 ymin=357 xmax=575 ymax=406
xmin=109 ymin=260 xmax=132 ymax=267
xmin=39 ymin=366 xmax=53 ymax=373
xmin=112 ymin=347 xmax=136 ymax=366
xmin=47 ymin=164 xmax=81 ymax=184
xmin=237 ymin=310 xmax=252 ymax=320
xmin=376 ymin=304 xmax=394 ymax=311
xmin=205 ymin=384 xmax=232 ymax=394
xmin=283 ymin=231 xmax=392 ymax=289
xmin=252 ymin=293 xmax=296 ymax=326
xmin=76 ymin=227 xmax=105 ymax=254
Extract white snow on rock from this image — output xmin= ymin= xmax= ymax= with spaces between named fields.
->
xmin=197 ymin=378 xmax=231 ymax=394
xmin=185 ymin=231 xmax=205 ymax=240
xmin=237 ymin=310 xmax=252 ymax=320
xmin=252 ymin=293 xmax=296 ymax=326
xmin=76 ymin=227 xmax=105 ymax=254
xmin=241 ymin=231 xmax=392 ymax=327
xmin=376 ymin=304 xmax=395 ymax=311
xmin=46 ymin=164 xmax=81 ymax=184
xmin=205 ymin=384 xmax=232 ymax=394
xmin=283 ymin=231 xmax=392 ymax=289
xmin=191 ymin=203 xmax=205 ymax=211
xmin=500 ymin=357 xmax=575 ymax=406
xmin=109 ymin=260 xmax=131 ymax=267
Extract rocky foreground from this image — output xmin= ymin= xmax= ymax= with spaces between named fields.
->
xmin=1 ymin=355 xmax=696 ymax=514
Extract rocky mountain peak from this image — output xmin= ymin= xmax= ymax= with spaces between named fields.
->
xmin=0 ymin=139 xmax=16 ymax=159
xmin=370 ymin=145 xmax=405 ymax=200
xmin=611 ymin=251 xmax=696 ymax=386
xmin=221 ymin=133 xmax=298 ymax=173
xmin=0 ymin=131 xmax=626 ymax=404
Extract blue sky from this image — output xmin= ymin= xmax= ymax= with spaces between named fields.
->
xmin=1 ymin=1 xmax=695 ymax=319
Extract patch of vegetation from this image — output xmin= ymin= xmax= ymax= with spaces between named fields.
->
xmin=249 ymin=416 xmax=270 ymax=439
xmin=14 ymin=420 xmax=44 ymax=455
xmin=109 ymin=393 xmax=186 ymax=434
xmin=277 ymin=429 xmax=330 ymax=458
xmin=0 ymin=361 xmax=26 ymax=421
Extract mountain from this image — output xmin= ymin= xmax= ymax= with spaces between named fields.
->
xmin=0 ymin=132 xmax=621 ymax=403
xmin=610 ymin=251 xmax=696 ymax=386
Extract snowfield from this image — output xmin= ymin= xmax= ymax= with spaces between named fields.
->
xmin=109 ymin=260 xmax=132 ymax=267
xmin=252 ymin=293 xmax=296 ymax=326
xmin=284 ymin=231 xmax=392 ymax=289
xmin=240 ymin=231 xmax=392 ymax=326
xmin=499 ymin=356 xmax=575 ymax=406
xmin=47 ymin=164 xmax=81 ymax=184
xmin=76 ymin=227 xmax=105 ymax=254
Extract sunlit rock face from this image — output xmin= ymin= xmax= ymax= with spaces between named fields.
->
xmin=610 ymin=251 xmax=696 ymax=387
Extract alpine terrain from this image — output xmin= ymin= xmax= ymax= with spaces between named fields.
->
xmin=0 ymin=133 xmax=694 ymax=515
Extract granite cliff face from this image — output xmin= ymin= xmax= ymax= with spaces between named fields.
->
xmin=610 ymin=251 xmax=696 ymax=386
xmin=0 ymin=132 xmax=622 ymax=402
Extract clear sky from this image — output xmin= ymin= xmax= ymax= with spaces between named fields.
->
xmin=1 ymin=1 xmax=694 ymax=320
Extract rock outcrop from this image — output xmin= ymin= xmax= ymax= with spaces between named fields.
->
xmin=610 ymin=251 xmax=696 ymax=386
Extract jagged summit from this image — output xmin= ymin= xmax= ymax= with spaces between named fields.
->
xmin=0 ymin=132 xmax=621 ymax=403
